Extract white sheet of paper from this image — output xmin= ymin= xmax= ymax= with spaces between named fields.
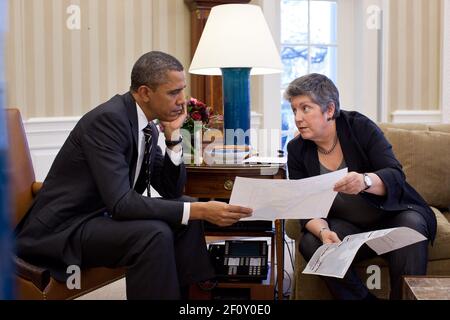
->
xmin=229 ymin=168 xmax=348 ymax=220
xmin=302 ymin=227 xmax=427 ymax=278
xmin=242 ymin=156 xmax=287 ymax=164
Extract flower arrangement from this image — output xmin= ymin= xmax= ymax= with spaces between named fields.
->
xmin=181 ymin=97 xmax=224 ymax=163
xmin=182 ymin=97 xmax=214 ymax=133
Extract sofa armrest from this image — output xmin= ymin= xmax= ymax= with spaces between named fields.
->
xmin=14 ymin=256 xmax=50 ymax=291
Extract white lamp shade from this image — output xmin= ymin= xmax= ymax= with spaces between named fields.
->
xmin=189 ymin=4 xmax=283 ymax=76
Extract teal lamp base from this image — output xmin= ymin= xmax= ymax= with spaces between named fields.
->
xmin=221 ymin=68 xmax=251 ymax=145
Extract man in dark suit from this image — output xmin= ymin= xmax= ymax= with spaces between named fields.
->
xmin=15 ymin=51 xmax=252 ymax=299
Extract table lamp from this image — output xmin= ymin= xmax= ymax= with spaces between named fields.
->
xmin=189 ymin=4 xmax=282 ymax=146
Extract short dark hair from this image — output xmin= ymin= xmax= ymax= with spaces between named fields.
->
xmin=130 ymin=51 xmax=184 ymax=92
xmin=284 ymin=73 xmax=340 ymax=119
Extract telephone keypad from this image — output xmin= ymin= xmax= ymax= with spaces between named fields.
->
xmin=208 ymin=240 xmax=268 ymax=281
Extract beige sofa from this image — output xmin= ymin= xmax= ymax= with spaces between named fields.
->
xmin=285 ymin=123 xmax=450 ymax=299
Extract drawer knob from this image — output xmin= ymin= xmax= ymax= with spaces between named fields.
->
xmin=224 ymin=179 xmax=234 ymax=191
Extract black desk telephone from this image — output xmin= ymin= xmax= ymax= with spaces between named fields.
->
xmin=208 ymin=240 xmax=268 ymax=282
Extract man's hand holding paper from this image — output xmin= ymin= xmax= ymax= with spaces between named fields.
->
xmin=229 ymin=168 xmax=348 ymax=220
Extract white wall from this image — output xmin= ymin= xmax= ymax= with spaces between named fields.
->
xmin=337 ymin=0 xmax=382 ymax=121
xmin=384 ymin=0 xmax=443 ymax=123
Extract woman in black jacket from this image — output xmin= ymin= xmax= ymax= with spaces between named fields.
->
xmin=286 ymin=73 xmax=436 ymax=300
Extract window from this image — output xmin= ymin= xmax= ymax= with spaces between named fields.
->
xmin=280 ymin=0 xmax=338 ymax=151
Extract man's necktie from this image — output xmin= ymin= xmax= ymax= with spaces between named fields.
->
xmin=136 ymin=123 xmax=153 ymax=196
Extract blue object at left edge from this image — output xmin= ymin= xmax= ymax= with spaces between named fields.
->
xmin=0 ymin=0 xmax=15 ymax=300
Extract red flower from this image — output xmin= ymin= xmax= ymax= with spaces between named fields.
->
xmin=191 ymin=111 xmax=202 ymax=121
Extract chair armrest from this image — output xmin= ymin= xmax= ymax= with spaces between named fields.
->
xmin=14 ymin=256 xmax=50 ymax=291
xmin=285 ymin=219 xmax=302 ymax=241
xmin=31 ymin=182 xmax=43 ymax=196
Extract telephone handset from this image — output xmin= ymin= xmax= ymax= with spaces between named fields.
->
xmin=208 ymin=240 xmax=268 ymax=282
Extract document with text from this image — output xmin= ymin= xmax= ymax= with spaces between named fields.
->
xmin=302 ymin=227 xmax=427 ymax=278
xmin=229 ymin=168 xmax=347 ymax=220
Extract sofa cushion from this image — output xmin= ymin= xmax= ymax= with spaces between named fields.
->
xmin=384 ymin=128 xmax=450 ymax=210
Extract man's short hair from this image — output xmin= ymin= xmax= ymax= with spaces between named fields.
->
xmin=130 ymin=51 xmax=184 ymax=92
xmin=284 ymin=73 xmax=340 ymax=119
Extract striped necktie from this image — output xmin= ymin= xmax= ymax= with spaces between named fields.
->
xmin=136 ymin=123 xmax=153 ymax=196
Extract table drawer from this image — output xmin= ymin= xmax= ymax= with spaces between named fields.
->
xmin=185 ymin=172 xmax=277 ymax=198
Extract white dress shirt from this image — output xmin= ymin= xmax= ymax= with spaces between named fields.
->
xmin=134 ymin=103 xmax=190 ymax=225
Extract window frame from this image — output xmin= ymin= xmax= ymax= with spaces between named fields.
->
xmin=280 ymin=0 xmax=339 ymax=151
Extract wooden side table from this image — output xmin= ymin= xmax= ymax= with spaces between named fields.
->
xmin=185 ymin=164 xmax=286 ymax=300
xmin=403 ymin=276 xmax=450 ymax=300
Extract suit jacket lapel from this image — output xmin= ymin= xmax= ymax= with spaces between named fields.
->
xmin=336 ymin=114 xmax=362 ymax=172
xmin=124 ymin=92 xmax=139 ymax=186
xmin=303 ymin=139 xmax=320 ymax=177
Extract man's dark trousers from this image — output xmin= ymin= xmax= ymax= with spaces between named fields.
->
xmin=78 ymin=199 xmax=214 ymax=300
